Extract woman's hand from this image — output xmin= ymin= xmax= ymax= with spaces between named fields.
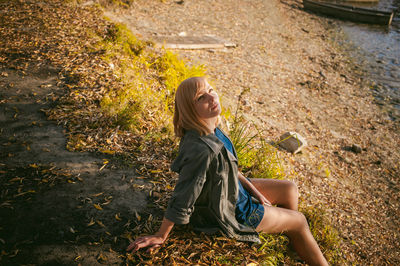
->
xmin=127 ymin=217 xmax=175 ymax=253
xmin=238 ymin=172 xmax=272 ymax=207
xmin=253 ymin=190 xmax=272 ymax=207
xmin=126 ymin=235 xmax=164 ymax=253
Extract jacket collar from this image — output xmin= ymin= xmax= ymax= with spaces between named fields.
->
xmin=184 ymin=129 xmax=224 ymax=155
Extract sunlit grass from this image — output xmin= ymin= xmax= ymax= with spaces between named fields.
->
xmin=96 ymin=22 xmax=205 ymax=136
xmin=301 ymin=204 xmax=343 ymax=264
xmin=229 ymin=114 xmax=285 ymax=180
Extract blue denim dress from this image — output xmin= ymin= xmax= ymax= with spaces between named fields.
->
xmin=215 ymin=128 xmax=264 ymax=229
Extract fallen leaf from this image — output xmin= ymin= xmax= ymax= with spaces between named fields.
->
xmin=93 ymin=203 xmax=103 ymax=210
xmin=97 ymin=253 xmax=107 ymax=261
xmin=150 ymin=170 xmax=162 ymax=173
xmin=134 ymin=211 xmax=141 ymax=221
xmin=87 ymin=218 xmax=95 ymax=226
xmin=8 ymin=177 xmax=23 ymax=183
xmin=100 ymin=149 xmax=116 ymax=155
xmin=14 ymin=190 xmax=36 ymax=197
xmin=96 ymin=220 xmax=105 ymax=227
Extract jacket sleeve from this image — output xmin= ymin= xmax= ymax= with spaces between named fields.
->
xmin=165 ymin=149 xmax=213 ymax=224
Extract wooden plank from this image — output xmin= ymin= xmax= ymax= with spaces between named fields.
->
xmin=152 ymin=35 xmax=236 ymax=50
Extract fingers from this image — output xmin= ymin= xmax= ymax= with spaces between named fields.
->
xmin=126 ymin=236 xmax=147 ymax=252
xmin=260 ymin=197 xmax=272 ymax=207
xmin=126 ymin=243 xmax=135 ymax=252
xmin=264 ymin=199 xmax=272 ymax=206
xmin=127 ymin=236 xmax=163 ymax=253
xmin=129 ymin=237 xmax=149 ymax=252
xmin=147 ymin=244 xmax=161 ymax=253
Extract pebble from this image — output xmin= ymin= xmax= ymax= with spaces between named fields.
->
xmin=351 ymin=144 xmax=362 ymax=154
xmin=343 ymin=157 xmax=353 ymax=164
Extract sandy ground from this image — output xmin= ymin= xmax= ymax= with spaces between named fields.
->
xmin=106 ymin=0 xmax=400 ymax=264
xmin=1 ymin=0 xmax=399 ymax=264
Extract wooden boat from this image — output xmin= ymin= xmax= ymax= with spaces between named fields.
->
xmin=303 ymin=0 xmax=394 ymax=25
xmin=342 ymin=0 xmax=379 ymax=2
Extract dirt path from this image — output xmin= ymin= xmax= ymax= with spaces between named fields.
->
xmin=106 ymin=0 xmax=400 ymax=264
xmin=0 ymin=66 xmax=147 ymax=264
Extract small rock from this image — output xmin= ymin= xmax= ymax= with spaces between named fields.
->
xmin=81 ymin=1 xmax=94 ymax=6
xmin=330 ymin=130 xmax=346 ymax=139
xmin=278 ymin=132 xmax=307 ymax=154
xmin=343 ymin=157 xmax=353 ymax=164
xmin=351 ymin=144 xmax=362 ymax=154
xmin=301 ymin=28 xmax=309 ymax=33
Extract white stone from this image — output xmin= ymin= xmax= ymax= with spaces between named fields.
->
xmin=278 ymin=132 xmax=307 ymax=154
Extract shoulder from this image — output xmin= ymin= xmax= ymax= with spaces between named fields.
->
xmin=171 ymin=130 xmax=224 ymax=172
xmin=182 ymin=130 xmax=224 ymax=154
xmin=180 ymin=131 xmax=211 ymax=154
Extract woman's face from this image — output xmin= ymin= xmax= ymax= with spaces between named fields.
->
xmin=194 ymin=82 xmax=221 ymax=120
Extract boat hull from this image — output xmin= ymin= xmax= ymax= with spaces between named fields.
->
xmin=303 ymin=0 xmax=394 ymax=25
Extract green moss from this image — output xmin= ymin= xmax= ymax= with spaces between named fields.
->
xmin=96 ymin=21 xmax=205 ymax=137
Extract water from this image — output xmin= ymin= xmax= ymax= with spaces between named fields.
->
xmin=335 ymin=0 xmax=400 ymax=121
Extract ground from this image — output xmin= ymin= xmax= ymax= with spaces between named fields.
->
xmin=1 ymin=0 xmax=399 ymax=265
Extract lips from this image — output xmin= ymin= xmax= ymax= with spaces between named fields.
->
xmin=211 ymin=103 xmax=219 ymax=110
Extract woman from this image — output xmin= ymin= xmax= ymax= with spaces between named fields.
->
xmin=127 ymin=77 xmax=328 ymax=266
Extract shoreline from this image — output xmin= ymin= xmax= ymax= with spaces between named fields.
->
xmin=332 ymin=16 xmax=400 ymax=123
xmin=107 ymin=0 xmax=400 ymax=263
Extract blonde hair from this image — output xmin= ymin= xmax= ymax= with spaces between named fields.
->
xmin=173 ymin=77 xmax=218 ymax=137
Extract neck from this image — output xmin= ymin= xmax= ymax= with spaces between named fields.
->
xmin=203 ymin=117 xmax=218 ymax=134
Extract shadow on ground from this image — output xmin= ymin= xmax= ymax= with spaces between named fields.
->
xmin=0 ymin=66 xmax=149 ymax=264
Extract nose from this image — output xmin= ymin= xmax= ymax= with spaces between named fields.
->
xmin=206 ymin=92 xmax=217 ymax=103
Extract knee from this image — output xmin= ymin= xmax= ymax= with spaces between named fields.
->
xmin=289 ymin=212 xmax=309 ymax=234
xmin=287 ymin=180 xmax=299 ymax=198
xmin=285 ymin=180 xmax=299 ymax=210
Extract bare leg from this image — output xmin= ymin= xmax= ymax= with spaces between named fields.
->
xmin=250 ymin=178 xmax=299 ymax=210
xmin=250 ymin=179 xmax=328 ymax=265
xmin=256 ymin=206 xmax=328 ymax=266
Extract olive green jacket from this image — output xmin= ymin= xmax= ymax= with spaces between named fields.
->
xmin=165 ymin=129 xmax=260 ymax=243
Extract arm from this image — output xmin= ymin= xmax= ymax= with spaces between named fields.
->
xmin=126 ymin=217 xmax=174 ymax=253
xmin=128 ymin=145 xmax=211 ymax=252
xmin=238 ymin=172 xmax=271 ymax=206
